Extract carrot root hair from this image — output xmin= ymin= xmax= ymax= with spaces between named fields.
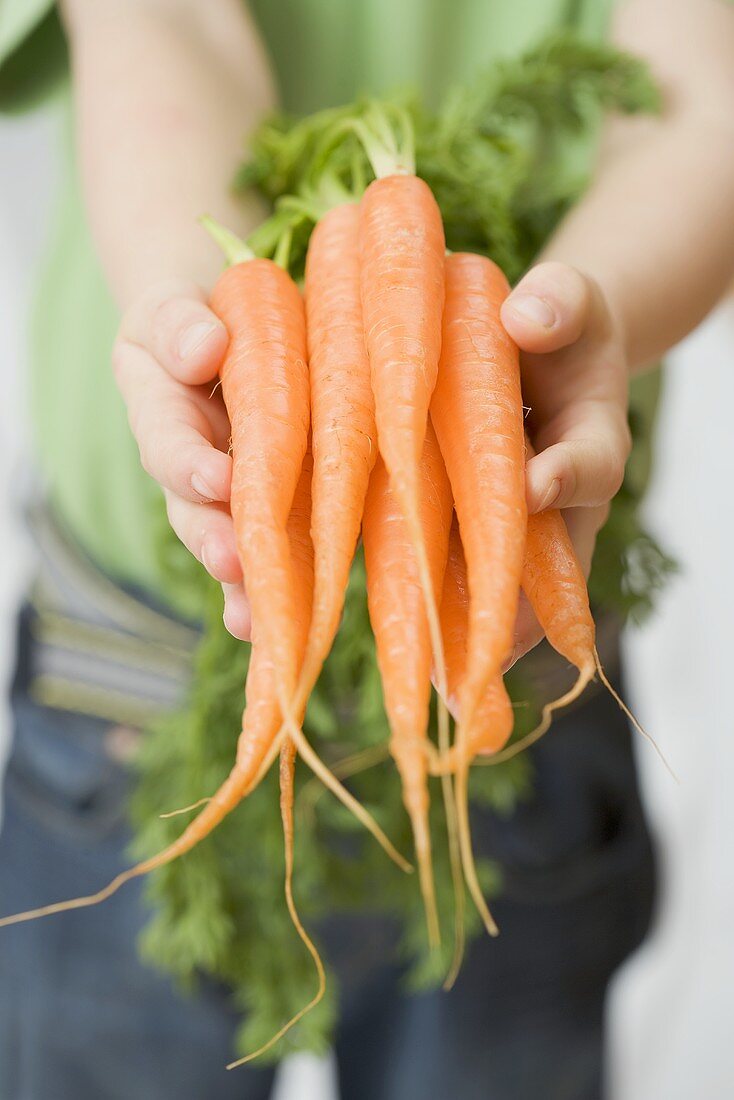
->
xmin=159 ymin=796 xmax=212 ymax=820
xmin=455 ymin=755 xmax=499 ymax=939
xmin=0 ymin=726 xmax=284 ymax=931
xmin=593 ymin=647 xmax=678 ymax=783
xmin=410 ymin=806 xmax=441 ymax=950
xmin=475 ymin=662 xmax=595 ymax=769
xmin=227 ymin=742 xmax=326 ymax=1070
xmin=0 ymin=867 xmax=144 ymax=929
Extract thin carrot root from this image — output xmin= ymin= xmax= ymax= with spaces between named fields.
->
xmin=276 ymin=686 xmax=413 ymax=874
xmin=159 ymin=797 xmax=212 ymax=820
xmin=0 ymin=731 xmax=284 ymax=931
xmin=411 ymin=807 xmax=441 ymax=950
xmin=441 ymin=761 xmax=466 ymax=990
xmin=0 ymin=867 xmax=144 ymax=929
xmin=228 ymin=741 xmax=326 ymax=1070
xmin=455 ymin=752 xmax=499 ymax=939
xmin=593 ymin=647 xmax=678 ymax=783
xmin=251 ymin=728 xmax=288 ymax=790
xmin=435 ymin=668 xmax=466 ymax=987
xmin=409 ymin=512 xmax=464 ymax=961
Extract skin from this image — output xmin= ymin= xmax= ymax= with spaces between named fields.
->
xmin=63 ymin=0 xmax=734 ymax=654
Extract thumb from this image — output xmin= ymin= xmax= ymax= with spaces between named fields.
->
xmin=500 ymin=262 xmax=597 ymax=355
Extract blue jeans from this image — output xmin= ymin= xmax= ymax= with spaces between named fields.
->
xmin=0 ymin=608 xmax=655 ymax=1099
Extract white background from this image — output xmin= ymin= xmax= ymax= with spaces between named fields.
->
xmin=1 ymin=105 xmax=733 ymax=1100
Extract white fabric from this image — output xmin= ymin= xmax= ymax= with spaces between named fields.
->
xmin=610 ymin=301 xmax=734 ymax=1100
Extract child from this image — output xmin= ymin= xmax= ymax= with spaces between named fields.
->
xmin=1 ymin=1 xmax=733 ymax=1097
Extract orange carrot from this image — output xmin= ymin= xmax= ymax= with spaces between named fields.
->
xmin=296 ymin=201 xmax=376 ymax=704
xmin=482 ymin=435 xmax=673 ymax=779
xmin=524 ymin=509 xmax=596 ymax=687
xmin=362 ymin=423 xmax=453 ymax=947
xmin=430 ymin=252 xmax=525 ymax=938
xmin=349 ymin=110 xmax=456 ymax=900
xmin=358 ymin=170 xmax=449 ymax=720
xmin=519 ymin=506 xmax=673 ymax=776
xmin=511 ymin=437 xmax=598 ymax=744
xmin=431 ymin=252 xmax=526 ymax=741
xmin=212 ymin=257 xmax=309 ymax=704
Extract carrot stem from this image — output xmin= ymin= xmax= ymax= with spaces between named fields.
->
xmin=200 ymin=215 xmax=254 ymax=265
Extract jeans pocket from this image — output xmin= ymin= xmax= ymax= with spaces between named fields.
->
xmin=4 ymin=692 xmax=131 ymax=842
xmin=474 ymin=681 xmax=653 ymax=905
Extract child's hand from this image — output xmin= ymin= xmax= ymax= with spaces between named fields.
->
xmin=500 ymin=262 xmax=631 ymax=668
xmin=113 ymin=279 xmax=252 ymax=639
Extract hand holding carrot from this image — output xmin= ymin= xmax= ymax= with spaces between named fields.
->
xmin=500 ymin=261 xmax=630 ymax=667
xmin=112 ymin=279 xmax=252 ymax=639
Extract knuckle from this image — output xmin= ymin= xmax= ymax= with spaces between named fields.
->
xmin=544 ymin=262 xmax=591 ymax=310
xmin=152 ymin=294 xmax=192 ymax=337
xmin=139 ymin=429 xmax=172 ymax=483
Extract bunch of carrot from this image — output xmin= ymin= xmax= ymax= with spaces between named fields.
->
xmin=0 ymin=106 xmax=633 ymax=1062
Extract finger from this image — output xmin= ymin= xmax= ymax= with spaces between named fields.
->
xmin=223 ymin=583 xmax=252 ymax=641
xmin=114 ymin=341 xmax=232 ymax=502
xmin=562 ymin=503 xmax=610 ymax=578
xmin=500 ymin=262 xmax=601 ymax=355
xmin=120 ymin=279 xmax=228 ymax=385
xmin=165 ymin=493 xmax=242 ymax=584
xmin=525 ymin=406 xmax=630 ymax=512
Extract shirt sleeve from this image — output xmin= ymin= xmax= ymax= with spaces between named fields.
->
xmin=0 ymin=0 xmax=67 ymax=114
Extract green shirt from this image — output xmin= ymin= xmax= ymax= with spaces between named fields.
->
xmin=0 ymin=0 xmax=612 ymax=619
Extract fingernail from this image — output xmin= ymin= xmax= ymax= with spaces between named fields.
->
xmin=509 ymin=295 xmax=555 ymax=329
xmin=191 ymin=473 xmax=217 ymax=501
xmin=533 ymin=478 xmax=561 ymax=514
xmin=178 ymin=321 xmax=220 ymax=360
